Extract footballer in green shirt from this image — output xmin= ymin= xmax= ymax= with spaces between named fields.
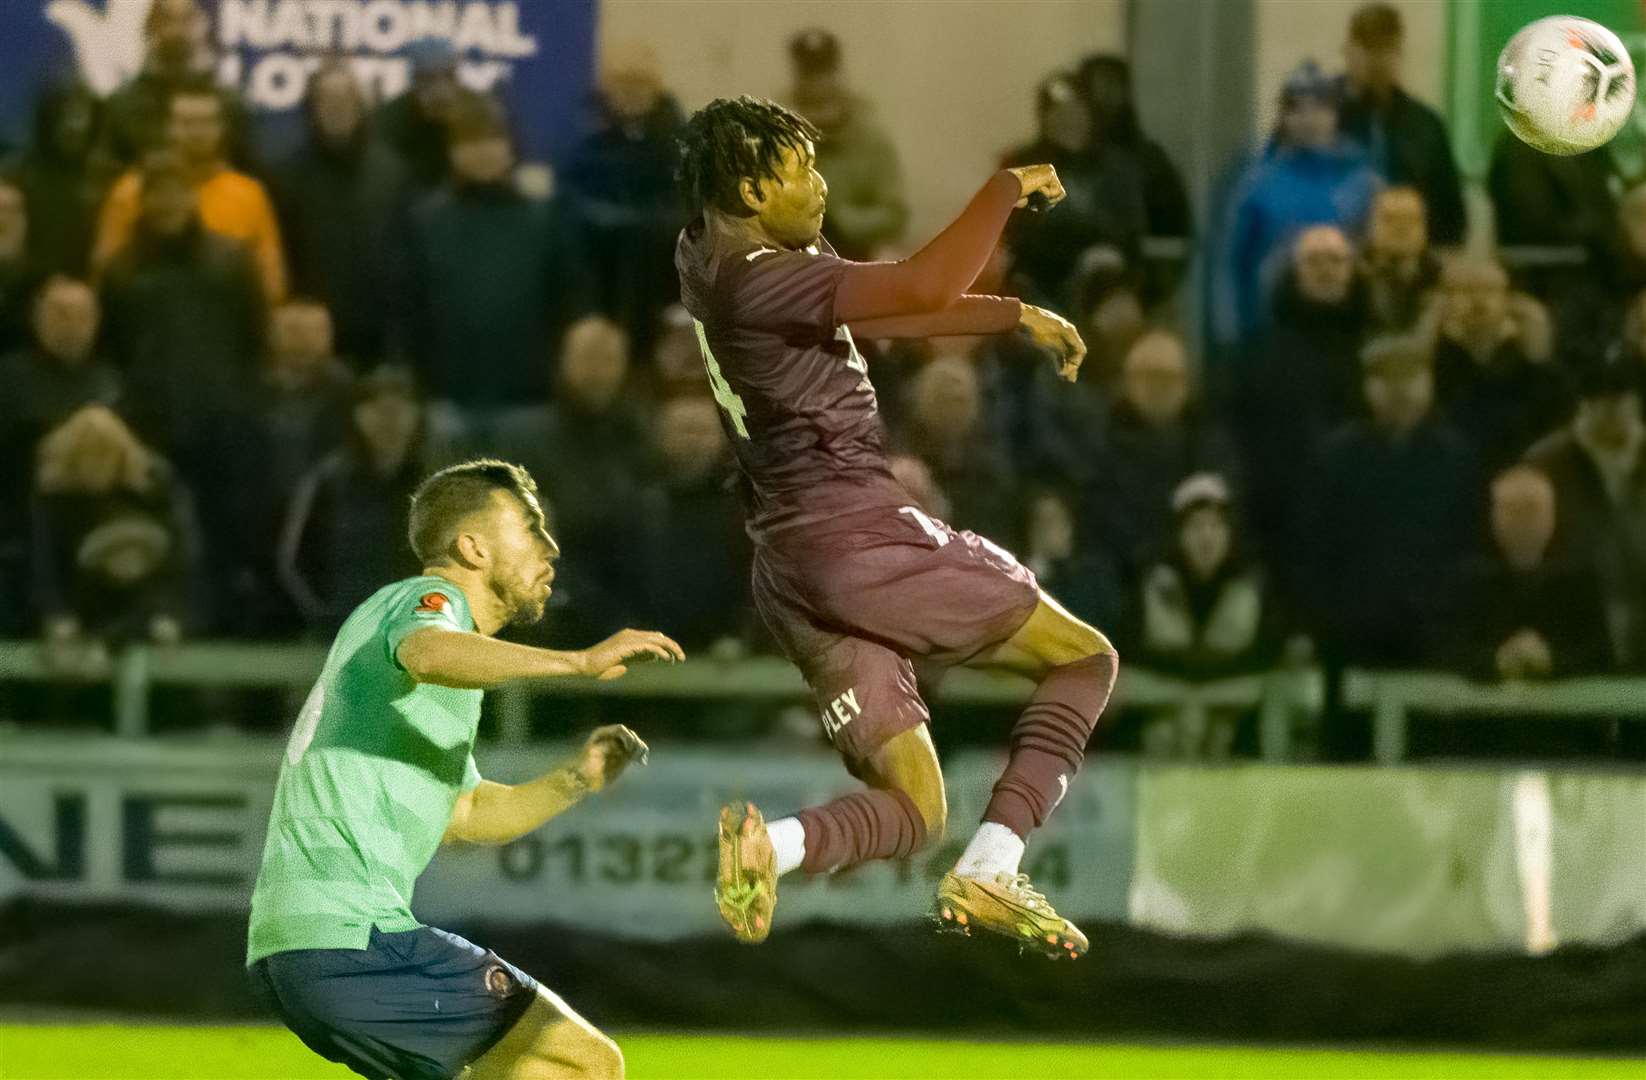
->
xmin=247 ymin=460 xmax=683 ymax=1080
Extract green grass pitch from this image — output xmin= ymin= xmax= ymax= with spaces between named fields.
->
xmin=1 ymin=1027 xmax=1641 ymax=1079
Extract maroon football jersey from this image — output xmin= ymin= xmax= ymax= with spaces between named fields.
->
xmin=676 ymin=223 xmax=908 ymax=539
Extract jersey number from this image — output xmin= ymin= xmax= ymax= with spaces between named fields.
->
xmin=693 ymin=319 xmax=750 ymax=440
xmin=285 ymin=678 xmax=326 ymax=765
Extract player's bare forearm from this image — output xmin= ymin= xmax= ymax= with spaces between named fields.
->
xmin=443 ymin=772 xmax=589 ymax=845
xmin=397 ymin=628 xmax=684 ymax=689
xmin=833 ymin=167 xmax=1058 ymax=323
xmin=443 ymin=726 xmax=649 ymax=845
xmin=849 ymin=294 xmax=1022 ymax=339
xmin=396 ymin=627 xmax=588 ymax=689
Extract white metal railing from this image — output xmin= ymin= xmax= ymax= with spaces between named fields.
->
xmin=0 ymin=641 xmax=1318 ymax=757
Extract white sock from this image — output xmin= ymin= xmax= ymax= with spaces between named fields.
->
xmin=767 ymin=816 xmax=806 ymax=877
xmin=953 ymin=822 xmax=1025 ymax=881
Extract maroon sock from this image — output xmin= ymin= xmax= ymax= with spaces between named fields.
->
xmin=983 ymin=651 xmax=1117 ymax=839
xmin=796 ymin=788 xmax=928 ymax=875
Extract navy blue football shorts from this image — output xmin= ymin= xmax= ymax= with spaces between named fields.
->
xmin=250 ymin=926 xmax=539 ymax=1080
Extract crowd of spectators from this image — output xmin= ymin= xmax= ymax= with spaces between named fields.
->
xmin=3 ymin=0 xmax=1644 ymax=759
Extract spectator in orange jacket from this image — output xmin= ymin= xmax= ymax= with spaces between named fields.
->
xmin=92 ymin=81 xmax=286 ymax=302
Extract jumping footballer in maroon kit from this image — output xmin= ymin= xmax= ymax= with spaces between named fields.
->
xmin=675 ymin=97 xmax=1118 ymax=959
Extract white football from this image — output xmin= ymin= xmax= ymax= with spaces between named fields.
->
xmin=1495 ymin=15 xmax=1635 ymax=155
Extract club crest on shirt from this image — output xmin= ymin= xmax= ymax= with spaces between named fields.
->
xmin=415 ymin=592 xmax=448 ymax=614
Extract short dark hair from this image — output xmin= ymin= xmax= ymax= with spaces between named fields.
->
xmin=678 ymin=95 xmax=820 ymax=218
xmin=408 ymin=459 xmax=542 ymax=565
xmin=1349 ymin=3 xmax=1402 ymax=48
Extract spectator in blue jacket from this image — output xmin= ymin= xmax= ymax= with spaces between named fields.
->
xmin=1216 ymin=61 xmax=1380 ymax=348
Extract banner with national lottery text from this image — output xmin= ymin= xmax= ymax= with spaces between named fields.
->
xmin=0 ymin=0 xmax=597 ymax=162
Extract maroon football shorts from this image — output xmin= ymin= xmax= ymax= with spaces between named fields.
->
xmin=752 ymin=503 xmax=1041 ymax=768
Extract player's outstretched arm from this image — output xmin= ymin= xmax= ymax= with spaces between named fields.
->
xmin=444 ymin=725 xmax=649 ymax=845
xmin=832 ymin=165 xmax=1064 ymax=323
xmin=397 ymin=627 xmax=685 ymax=690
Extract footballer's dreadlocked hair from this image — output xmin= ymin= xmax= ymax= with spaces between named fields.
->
xmin=677 ymin=95 xmax=821 ymax=219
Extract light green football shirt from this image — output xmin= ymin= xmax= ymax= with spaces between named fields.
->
xmin=246 ymin=575 xmax=484 ymax=965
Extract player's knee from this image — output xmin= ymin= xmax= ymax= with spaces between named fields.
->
xmin=563 ymin=1033 xmax=624 ymax=1080
xmin=909 ymin=784 xmax=947 ymax=845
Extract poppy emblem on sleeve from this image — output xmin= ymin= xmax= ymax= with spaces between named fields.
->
xmin=415 ymin=592 xmax=448 ymax=614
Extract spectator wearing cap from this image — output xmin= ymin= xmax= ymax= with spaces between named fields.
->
xmin=1525 ymin=363 xmax=1646 ymax=669
xmin=1432 ymin=258 xmax=1571 ymax=473
xmin=101 ymin=0 xmax=251 ymax=169
xmin=1307 ymin=336 xmax=1481 ymax=756
xmin=1003 ymin=71 xmax=1147 ymax=311
xmin=1435 ymin=465 xmax=1612 ymax=682
xmin=1238 ymin=225 xmax=1366 ymax=599
xmin=10 ymin=79 xmax=118 ymax=278
xmin=271 ymin=61 xmax=408 ymax=365
xmin=785 ymin=28 xmax=908 ymax=260
xmin=278 ymin=368 xmax=429 ymax=632
xmin=1128 ymin=473 xmax=1280 ymax=758
xmin=1360 ymin=185 xmax=1441 ymax=334
xmin=0 ymin=176 xmax=41 ymax=358
xmin=1076 ymin=54 xmax=1193 ymax=244
xmin=29 ymin=406 xmax=198 ymax=651
xmin=1216 ymin=60 xmax=1380 ymax=348
xmin=395 ymin=93 xmax=591 ymax=443
xmin=94 ymin=82 xmax=287 ymax=302
xmin=563 ymin=42 xmax=687 ymax=355
xmin=375 ymin=37 xmax=465 ymax=191
xmin=1092 ymin=330 xmax=1240 ymax=575
xmin=1335 ymin=4 xmax=1466 ymax=247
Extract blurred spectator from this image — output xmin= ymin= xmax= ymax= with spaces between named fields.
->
xmin=100 ymin=151 xmax=263 ymax=466
xmin=1021 ymin=487 xmax=1124 ymax=632
xmin=1095 ymin=330 xmax=1240 ymax=573
xmin=1335 ymin=4 xmax=1465 ymax=247
xmin=270 ymin=62 xmax=407 ymax=365
xmin=495 ymin=316 xmax=648 ymax=599
xmin=888 ymin=453 xmax=952 ymax=522
xmin=563 ymin=42 xmax=685 ymax=353
xmin=0 ymin=277 xmax=119 ymax=631
xmin=94 ymin=84 xmax=286 ymax=302
xmin=1437 ymin=466 xmax=1611 ymax=680
xmin=1620 ymin=290 xmax=1646 ymax=399
xmin=1003 ymin=71 xmax=1146 ymax=308
xmin=246 ymin=299 xmax=353 ymax=606
xmin=30 ymin=407 xmax=197 ymax=650
xmin=1130 ymin=475 xmax=1278 ymax=758
xmin=1309 ymin=337 xmax=1481 ymax=753
xmin=649 ymin=303 xmax=709 ymax=397
xmin=397 ymin=94 xmax=590 ymax=438
xmin=1238 ymin=225 xmax=1365 ymax=595
xmin=630 ymin=395 xmax=750 ymax=651
xmin=1217 ymin=61 xmax=1380 ymax=346
xmin=100 ymin=150 xmax=264 ymax=619
xmin=375 ymin=38 xmax=464 ymax=191
xmin=7 ymin=80 xmax=116 ymax=277
xmin=102 ymin=0 xmax=249 ymax=169
xmin=0 ymin=276 xmax=119 ymax=460
xmin=894 ymin=352 xmax=1017 ymax=541
xmin=1432 ymin=258 xmax=1570 ymax=472
xmin=1360 ymin=186 xmax=1439 ymax=334
xmin=1526 ymin=363 xmax=1646 ymax=669
xmin=786 ymin=28 xmax=908 ymax=260
xmin=278 ymin=368 xmax=426 ymax=632
xmin=0 ymin=177 xmax=39 ymax=357
xmin=1598 ymin=178 xmax=1646 ymax=305
xmin=1077 ymin=54 xmax=1192 ymax=242
xmin=1488 ymin=133 xmax=1616 ymax=250
xmin=1067 ymin=246 xmax=1146 ymax=394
